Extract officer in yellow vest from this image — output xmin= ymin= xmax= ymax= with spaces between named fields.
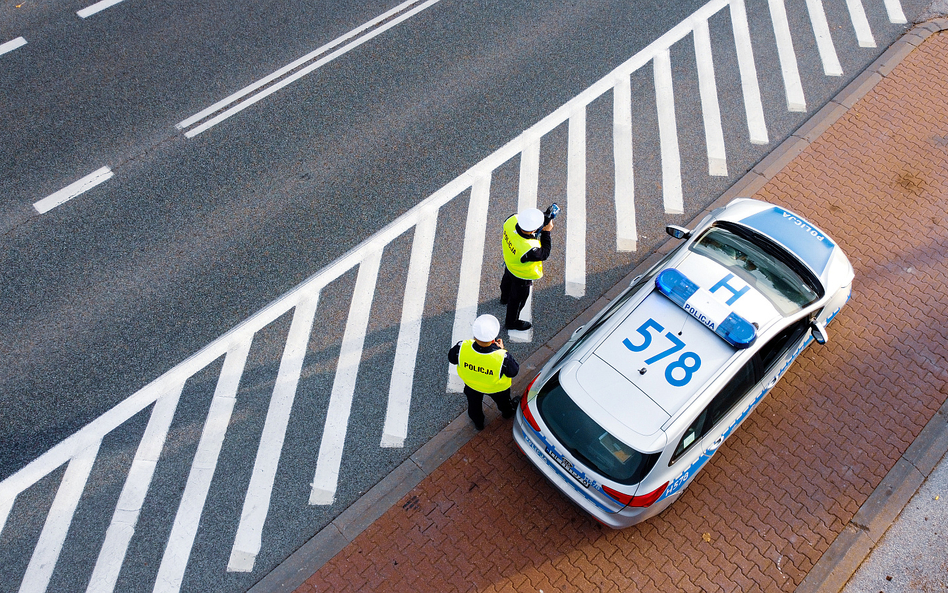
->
xmin=500 ymin=208 xmax=554 ymax=331
xmin=447 ymin=314 xmax=520 ymax=430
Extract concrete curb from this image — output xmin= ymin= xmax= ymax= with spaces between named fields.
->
xmin=252 ymin=20 xmax=948 ymax=593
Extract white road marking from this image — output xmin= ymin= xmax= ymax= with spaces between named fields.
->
xmin=883 ymin=0 xmax=907 ymax=23
xmin=612 ymin=73 xmax=637 ymax=252
xmin=152 ymin=340 xmax=251 ymax=593
xmin=19 ymin=442 xmax=100 ymax=593
xmin=805 ymin=0 xmax=844 ymax=76
xmin=381 ymin=208 xmax=439 ymax=448
xmin=77 ymin=0 xmax=125 ymax=18
xmin=846 ymin=0 xmax=876 ymax=47
xmin=565 ymin=107 xmax=587 ymax=297
xmin=0 ymin=37 xmax=27 ymax=56
xmin=180 ymin=0 xmax=443 ymax=138
xmin=692 ymin=19 xmax=728 ymax=177
xmin=86 ymin=381 xmax=185 ymax=593
xmin=730 ymin=0 xmax=769 ymax=145
xmin=309 ymin=248 xmax=382 ymax=506
xmin=508 ymin=137 xmax=541 ymax=343
xmin=447 ymin=173 xmax=492 ymax=388
xmin=654 ymin=49 xmax=685 ymax=215
xmin=33 ymin=167 xmax=113 ymax=214
xmin=767 ymin=0 xmax=807 ymax=111
xmin=228 ymin=293 xmax=319 ymax=572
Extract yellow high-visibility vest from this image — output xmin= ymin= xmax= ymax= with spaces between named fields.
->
xmin=457 ymin=340 xmax=511 ymax=394
xmin=502 ymin=215 xmax=543 ymax=280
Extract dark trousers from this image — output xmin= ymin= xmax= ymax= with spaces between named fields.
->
xmin=500 ymin=268 xmax=532 ymax=326
xmin=465 ymin=387 xmax=515 ymax=429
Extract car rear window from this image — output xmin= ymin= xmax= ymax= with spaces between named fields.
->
xmin=537 ymin=373 xmax=659 ymax=485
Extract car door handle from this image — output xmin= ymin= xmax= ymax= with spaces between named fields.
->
xmin=712 ymin=436 xmax=724 ymax=447
xmin=766 ymin=376 xmax=778 ymax=389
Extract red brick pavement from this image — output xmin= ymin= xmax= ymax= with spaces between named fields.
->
xmin=296 ymin=31 xmax=948 ymax=592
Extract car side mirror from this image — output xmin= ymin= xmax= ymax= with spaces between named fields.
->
xmin=810 ymin=320 xmax=828 ymax=345
xmin=666 ymin=225 xmax=691 ymax=240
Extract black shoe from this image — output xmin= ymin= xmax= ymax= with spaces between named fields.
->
xmin=501 ymin=410 xmax=515 ymax=419
xmin=506 ymin=320 xmax=532 ymax=331
xmin=473 ymin=419 xmax=485 ymax=430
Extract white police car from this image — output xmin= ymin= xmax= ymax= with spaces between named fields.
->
xmin=513 ymin=198 xmax=853 ymax=528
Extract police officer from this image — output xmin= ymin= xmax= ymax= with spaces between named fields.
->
xmin=447 ymin=314 xmax=519 ymax=430
xmin=500 ymin=207 xmax=553 ymax=331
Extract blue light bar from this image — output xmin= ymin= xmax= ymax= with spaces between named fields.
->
xmin=655 ymin=269 xmax=757 ymax=349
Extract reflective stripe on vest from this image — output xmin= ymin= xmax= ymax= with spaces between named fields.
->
xmin=457 ymin=340 xmax=512 ymax=394
xmin=502 ymin=215 xmax=543 ymax=280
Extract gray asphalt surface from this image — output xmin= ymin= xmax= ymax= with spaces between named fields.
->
xmin=0 ymin=0 xmax=941 ymax=591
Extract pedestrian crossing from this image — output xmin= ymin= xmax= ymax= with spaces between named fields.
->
xmin=0 ymin=0 xmax=909 ymax=590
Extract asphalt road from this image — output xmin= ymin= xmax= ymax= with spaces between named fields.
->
xmin=0 ymin=0 xmax=938 ymax=591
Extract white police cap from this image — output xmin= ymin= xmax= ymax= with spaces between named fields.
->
xmin=518 ymin=208 xmax=544 ymax=232
xmin=472 ymin=314 xmax=500 ymax=342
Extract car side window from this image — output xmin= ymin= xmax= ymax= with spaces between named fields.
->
xmin=671 ymin=361 xmax=756 ymax=463
xmin=755 ymin=318 xmax=811 ymax=374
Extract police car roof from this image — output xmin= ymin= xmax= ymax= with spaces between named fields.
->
xmin=565 ymin=253 xmax=783 ymax=453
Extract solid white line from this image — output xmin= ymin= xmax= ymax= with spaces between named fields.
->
xmin=883 ymin=0 xmax=907 ymax=23
xmin=310 ymin=248 xmax=382 ymax=505
xmin=152 ymin=341 xmax=250 ymax=593
xmin=565 ymin=108 xmax=586 ymax=298
xmin=447 ymin=174 xmax=491 ymax=390
xmin=846 ymin=0 xmax=876 ymax=47
xmin=33 ymin=167 xmax=113 ymax=214
xmin=177 ymin=0 xmax=428 ymax=131
xmin=767 ymin=0 xmax=807 ymax=112
xmin=381 ymin=209 xmax=438 ymax=448
xmin=182 ymin=0 xmax=443 ymax=138
xmin=654 ymin=49 xmax=684 ymax=214
xmin=730 ymin=0 xmax=769 ymax=145
xmin=19 ymin=442 xmax=101 ymax=593
xmin=77 ymin=0 xmax=124 ymax=18
xmin=805 ymin=0 xmax=843 ymax=76
xmin=612 ymin=73 xmax=637 ymax=252
xmin=692 ymin=19 xmax=727 ymax=177
xmin=0 ymin=37 xmax=27 ymax=56
xmin=228 ymin=293 xmax=319 ymax=572
xmin=86 ymin=382 xmax=185 ymax=593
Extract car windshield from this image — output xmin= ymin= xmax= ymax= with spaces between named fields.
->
xmin=689 ymin=223 xmax=823 ymax=315
xmin=537 ymin=374 xmax=659 ymax=485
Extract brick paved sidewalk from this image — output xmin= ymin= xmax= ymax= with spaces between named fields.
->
xmin=290 ymin=26 xmax=948 ymax=593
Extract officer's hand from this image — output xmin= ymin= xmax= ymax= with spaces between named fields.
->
xmin=494 ymin=338 xmax=504 ymax=348
xmin=542 ymin=220 xmax=554 ymax=231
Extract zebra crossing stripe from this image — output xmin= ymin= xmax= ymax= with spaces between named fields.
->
xmin=228 ymin=293 xmax=319 ymax=572
xmin=768 ymin=0 xmax=807 ymax=112
xmin=152 ymin=340 xmax=251 ymax=593
xmin=86 ymin=381 xmax=185 ymax=593
xmin=731 ymin=0 xmax=769 ymax=145
xmin=655 ymin=49 xmax=685 ymax=216
xmin=692 ymin=19 xmax=728 ymax=177
xmin=381 ymin=208 xmax=439 ymax=448
xmin=846 ymin=0 xmax=877 ymax=47
xmin=19 ymin=442 xmax=101 ymax=593
xmin=447 ymin=173 xmax=493 ymax=390
xmin=507 ymin=137 xmax=542 ymax=344
xmin=883 ymin=0 xmax=907 ymax=23
xmin=310 ymin=248 xmax=383 ymax=506
xmin=565 ymin=107 xmax=587 ymax=298
xmin=613 ymin=72 xmax=637 ymax=252
xmin=805 ymin=0 xmax=844 ymax=76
